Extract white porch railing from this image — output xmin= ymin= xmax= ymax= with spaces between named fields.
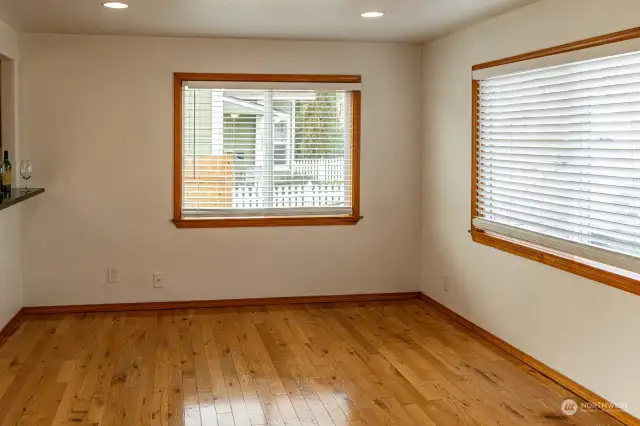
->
xmin=292 ymin=157 xmax=345 ymax=182
xmin=232 ymin=183 xmax=346 ymax=208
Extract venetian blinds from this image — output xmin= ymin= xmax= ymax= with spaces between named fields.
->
xmin=474 ymin=49 xmax=640 ymax=274
xmin=181 ymin=81 xmax=359 ymax=218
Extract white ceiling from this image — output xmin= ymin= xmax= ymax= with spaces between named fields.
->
xmin=0 ymin=0 xmax=538 ymax=42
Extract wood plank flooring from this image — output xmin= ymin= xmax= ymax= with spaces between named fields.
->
xmin=0 ymin=300 xmax=622 ymax=425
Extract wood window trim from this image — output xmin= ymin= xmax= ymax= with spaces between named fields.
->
xmin=470 ymin=28 xmax=640 ymax=297
xmin=472 ymin=26 xmax=640 ymax=71
xmin=173 ymin=73 xmax=362 ymax=228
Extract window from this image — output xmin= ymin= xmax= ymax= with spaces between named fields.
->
xmin=273 ymin=121 xmax=289 ymax=167
xmin=472 ymin=28 xmax=640 ymax=294
xmin=173 ymin=73 xmax=361 ymax=228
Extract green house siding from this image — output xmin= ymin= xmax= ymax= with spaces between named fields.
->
xmin=223 ymin=114 xmax=257 ymax=181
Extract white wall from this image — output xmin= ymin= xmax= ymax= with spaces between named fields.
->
xmin=0 ymin=207 xmax=22 ymax=328
xmin=422 ymin=0 xmax=640 ymax=418
xmin=0 ymin=20 xmax=18 ymax=61
xmin=19 ymin=34 xmax=423 ymax=306
xmin=0 ymin=18 xmax=21 ymax=330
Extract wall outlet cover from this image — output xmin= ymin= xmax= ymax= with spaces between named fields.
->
xmin=153 ymin=272 xmax=164 ymax=289
xmin=443 ymin=274 xmax=451 ymax=292
xmin=108 ymin=267 xmax=118 ymax=284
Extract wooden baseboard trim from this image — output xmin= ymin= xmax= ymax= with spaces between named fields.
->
xmin=22 ymin=292 xmax=422 ymax=315
xmin=419 ymin=293 xmax=639 ymax=426
xmin=0 ymin=308 xmax=24 ymax=347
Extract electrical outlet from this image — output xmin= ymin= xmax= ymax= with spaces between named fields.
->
xmin=108 ymin=267 xmax=118 ymax=284
xmin=153 ymin=272 xmax=164 ymax=289
xmin=443 ymin=274 xmax=451 ymax=292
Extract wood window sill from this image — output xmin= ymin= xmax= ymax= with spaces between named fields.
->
xmin=470 ymin=229 xmax=640 ymax=297
xmin=172 ymin=215 xmax=362 ymax=228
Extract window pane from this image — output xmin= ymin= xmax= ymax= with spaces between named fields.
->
xmin=477 ymin=50 xmax=640 ymax=260
xmin=182 ymin=87 xmax=352 ymax=217
xmin=274 ymin=144 xmax=287 ymax=165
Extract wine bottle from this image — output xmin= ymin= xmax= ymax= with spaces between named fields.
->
xmin=2 ymin=151 xmax=11 ymax=195
xmin=0 ymin=159 xmax=4 ymax=199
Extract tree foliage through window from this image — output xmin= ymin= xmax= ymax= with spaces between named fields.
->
xmin=294 ymin=91 xmax=345 ymax=159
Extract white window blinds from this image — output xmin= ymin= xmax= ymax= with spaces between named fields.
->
xmin=181 ymin=83 xmax=357 ymax=218
xmin=474 ymin=50 xmax=640 ymax=274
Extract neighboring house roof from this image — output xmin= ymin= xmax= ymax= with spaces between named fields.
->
xmin=223 ymin=95 xmax=289 ymax=118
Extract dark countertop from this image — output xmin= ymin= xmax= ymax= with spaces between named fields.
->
xmin=0 ymin=188 xmax=45 ymax=212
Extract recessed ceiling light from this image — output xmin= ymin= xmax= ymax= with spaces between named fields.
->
xmin=361 ymin=11 xmax=384 ymax=18
xmin=102 ymin=2 xmax=129 ymax=9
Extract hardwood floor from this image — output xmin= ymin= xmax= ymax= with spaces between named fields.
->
xmin=0 ymin=300 xmax=622 ymax=425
